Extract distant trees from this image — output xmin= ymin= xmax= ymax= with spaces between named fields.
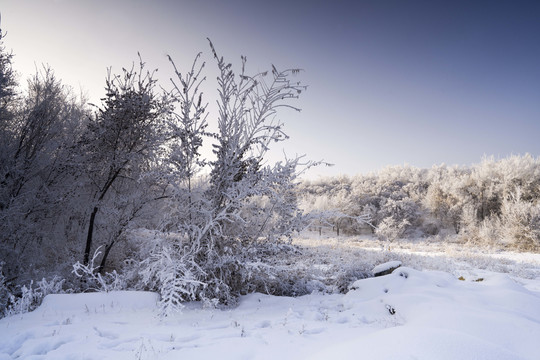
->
xmin=299 ymin=155 xmax=540 ymax=251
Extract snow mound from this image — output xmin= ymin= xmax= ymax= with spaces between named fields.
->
xmin=372 ymin=260 xmax=402 ymax=276
xmin=342 ymin=267 xmax=540 ymax=359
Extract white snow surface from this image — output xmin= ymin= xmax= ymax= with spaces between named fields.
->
xmin=2 ymin=236 xmax=540 ymax=359
xmin=372 ymin=260 xmax=402 ymax=274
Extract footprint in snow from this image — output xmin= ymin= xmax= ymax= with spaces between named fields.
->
xmin=93 ymin=326 xmax=118 ymax=340
xmin=255 ymin=320 xmax=272 ymax=328
xmin=11 ymin=337 xmax=71 ymax=357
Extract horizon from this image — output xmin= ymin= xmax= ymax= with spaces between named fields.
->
xmin=2 ymin=0 xmax=539 ymax=178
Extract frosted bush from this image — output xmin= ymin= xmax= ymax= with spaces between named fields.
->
xmin=376 ymin=217 xmax=410 ymax=245
xmin=500 ymin=191 xmax=540 ymax=251
xmin=73 ymin=247 xmax=126 ymax=292
xmin=2 ymin=274 xmax=66 ymax=317
xmin=36 ymin=276 xmax=65 ymax=296
xmin=0 ymin=262 xmax=10 ymax=316
xmin=139 ymin=241 xmax=206 ymax=316
xmin=477 ymin=218 xmax=500 ymax=247
xmin=458 ymin=205 xmax=480 ymax=242
xmin=6 ymin=283 xmax=36 ymax=316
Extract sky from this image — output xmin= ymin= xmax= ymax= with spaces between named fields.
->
xmin=2 ymin=0 xmax=540 ymax=178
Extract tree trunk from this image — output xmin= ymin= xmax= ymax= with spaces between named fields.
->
xmin=83 ymin=206 xmax=98 ymax=265
xmin=83 ymin=167 xmax=123 ymax=265
xmin=98 ymin=240 xmax=115 ymax=274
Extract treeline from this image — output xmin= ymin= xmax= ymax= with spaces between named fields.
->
xmin=1 ymin=26 xmax=310 ymax=316
xmin=299 ymin=155 xmax=540 ymax=251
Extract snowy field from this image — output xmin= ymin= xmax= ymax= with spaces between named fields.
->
xmin=1 ymin=233 xmax=540 ymax=360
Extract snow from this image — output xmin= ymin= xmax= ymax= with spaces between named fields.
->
xmin=2 ymin=237 xmax=540 ymax=359
xmin=39 ymin=291 xmax=159 ymax=313
xmin=372 ymin=260 xmax=402 ymax=275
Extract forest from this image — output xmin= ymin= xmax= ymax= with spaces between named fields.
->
xmin=1 ymin=23 xmax=539 ymax=319
xmin=0 ymin=25 xmax=313 ymax=316
xmin=299 ymin=155 xmax=540 ymax=251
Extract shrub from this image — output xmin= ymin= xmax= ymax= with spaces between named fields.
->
xmin=500 ymin=191 xmax=540 ymax=251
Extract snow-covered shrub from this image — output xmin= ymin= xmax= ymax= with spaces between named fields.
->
xmin=423 ymin=173 xmax=464 ymax=234
xmin=135 ymin=42 xmax=313 ymax=311
xmin=2 ymin=274 xmax=66 ymax=317
xmin=374 ymin=197 xmax=422 ymax=243
xmin=138 ymin=237 xmax=207 ymax=315
xmin=457 ymin=204 xmax=479 ymax=242
xmin=458 ymin=207 xmax=502 ymax=248
xmin=0 ymin=262 xmax=10 ymax=316
xmin=500 ymin=191 xmax=540 ymax=251
xmin=247 ymin=266 xmax=322 ymax=297
xmin=477 ymin=218 xmax=501 ymax=247
xmin=5 ymin=283 xmax=37 ymax=316
xmin=333 ymin=265 xmax=371 ymax=293
xmin=375 ymin=217 xmax=410 ymax=246
xmin=73 ymin=247 xmax=126 ymax=293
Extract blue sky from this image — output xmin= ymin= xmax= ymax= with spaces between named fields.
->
xmin=2 ymin=0 xmax=540 ymax=178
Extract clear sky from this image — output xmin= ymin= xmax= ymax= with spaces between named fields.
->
xmin=2 ymin=0 xmax=540 ymax=178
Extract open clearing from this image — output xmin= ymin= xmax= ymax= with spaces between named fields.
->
xmin=1 ymin=233 xmax=539 ymax=360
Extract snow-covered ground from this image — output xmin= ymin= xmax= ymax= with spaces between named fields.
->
xmin=2 ymin=234 xmax=540 ymax=359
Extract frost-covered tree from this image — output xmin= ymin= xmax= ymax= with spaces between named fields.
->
xmin=0 ymin=24 xmax=17 ymax=219
xmin=0 ymin=65 xmax=88 ymax=283
xmin=371 ymin=193 xmax=424 ymax=243
xmin=160 ymin=52 xmax=209 ymax=236
xmin=166 ymin=53 xmax=208 ymax=192
xmin=77 ymin=58 xmax=170 ymax=269
xmin=297 ymin=155 xmax=540 ymax=250
xmin=0 ymin=24 xmax=17 ymax=131
xmin=299 ymin=180 xmax=372 ymax=236
xmin=139 ymin=41 xmax=311 ymax=309
xmin=499 ymin=189 xmax=540 ymax=251
xmin=423 ymin=165 xmax=467 ymax=233
xmin=200 ymin=41 xmax=308 ymax=299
